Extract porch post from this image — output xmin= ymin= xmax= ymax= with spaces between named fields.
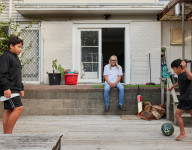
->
xmin=182 ymin=2 xmax=185 ymax=59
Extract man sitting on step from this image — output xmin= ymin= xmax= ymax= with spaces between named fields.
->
xmin=103 ymin=55 xmax=126 ymax=112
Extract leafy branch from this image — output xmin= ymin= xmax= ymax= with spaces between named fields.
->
xmin=0 ymin=3 xmax=35 ymax=67
xmin=52 ymin=59 xmax=65 ymax=76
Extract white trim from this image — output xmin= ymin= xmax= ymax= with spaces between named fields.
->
xmin=15 ymin=3 xmax=163 ymax=6
xmin=18 ymin=23 xmax=40 ymax=28
xmin=15 ymin=3 xmax=164 ymax=17
xmin=38 ymin=28 xmax=41 ymax=84
xmin=124 ymin=26 xmax=130 ymax=84
xmin=72 ymin=23 xmax=131 ymax=84
xmin=72 ymin=20 xmax=132 ymax=24
xmin=23 ymin=81 xmax=40 ymax=84
xmin=76 ymin=29 xmax=102 ymax=83
xmin=73 ymin=24 xmax=131 ymax=28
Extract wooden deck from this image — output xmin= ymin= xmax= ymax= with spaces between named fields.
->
xmin=0 ymin=134 xmax=62 ymax=150
xmin=0 ymin=115 xmax=192 ymax=150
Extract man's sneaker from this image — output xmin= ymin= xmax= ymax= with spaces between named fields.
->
xmin=118 ymin=105 xmax=126 ymax=111
xmin=105 ymin=105 xmax=109 ymax=112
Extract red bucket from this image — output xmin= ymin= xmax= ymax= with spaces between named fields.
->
xmin=65 ymin=73 xmax=78 ymax=85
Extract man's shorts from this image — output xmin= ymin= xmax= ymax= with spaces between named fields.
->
xmin=177 ymin=100 xmax=192 ymax=111
xmin=3 ymin=96 xmax=23 ymax=110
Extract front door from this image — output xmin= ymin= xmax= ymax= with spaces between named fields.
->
xmin=78 ymin=29 xmax=102 ymax=83
xmin=72 ymin=24 xmax=130 ymax=84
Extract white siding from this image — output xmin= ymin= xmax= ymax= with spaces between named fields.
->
xmin=162 ymin=21 xmax=192 ymax=73
xmin=1 ymin=0 xmax=163 ymax=84
xmin=0 ymin=0 xmax=9 ymax=22
xmin=130 ymin=22 xmax=161 ymax=84
xmin=0 ymin=0 xmax=26 ymax=22
xmin=41 ymin=21 xmax=73 ymax=84
xmin=12 ymin=0 xmax=26 ymax=21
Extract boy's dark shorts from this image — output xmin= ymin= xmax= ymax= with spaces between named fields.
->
xmin=3 ymin=96 xmax=23 ymax=110
xmin=177 ymin=100 xmax=192 ymax=111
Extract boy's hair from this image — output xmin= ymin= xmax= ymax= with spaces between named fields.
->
xmin=8 ymin=36 xmax=23 ymax=49
xmin=171 ymin=59 xmax=182 ymax=68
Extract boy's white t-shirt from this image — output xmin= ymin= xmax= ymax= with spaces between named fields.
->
xmin=103 ymin=64 xmax=123 ymax=83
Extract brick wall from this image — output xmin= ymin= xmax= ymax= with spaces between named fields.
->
xmin=41 ymin=21 xmax=73 ymax=84
xmin=130 ymin=22 xmax=161 ymax=84
xmin=22 ymin=87 xmax=161 ymax=115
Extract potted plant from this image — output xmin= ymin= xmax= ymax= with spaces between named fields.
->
xmin=47 ymin=59 xmax=65 ymax=85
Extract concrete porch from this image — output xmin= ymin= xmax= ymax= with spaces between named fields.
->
xmin=20 ymin=84 xmax=161 ymax=116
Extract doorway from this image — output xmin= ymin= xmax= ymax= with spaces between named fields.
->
xmin=72 ymin=24 xmax=130 ymax=84
xmin=102 ymin=28 xmax=125 ymax=82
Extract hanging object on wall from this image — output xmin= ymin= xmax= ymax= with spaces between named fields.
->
xmin=175 ymin=3 xmax=180 ymax=16
xmin=170 ymin=28 xmax=183 ymax=45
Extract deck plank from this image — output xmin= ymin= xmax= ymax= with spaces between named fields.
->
xmin=0 ymin=134 xmax=62 ymax=150
xmin=0 ymin=115 xmax=192 ymax=150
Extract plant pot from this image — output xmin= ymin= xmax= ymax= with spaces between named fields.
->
xmin=48 ymin=73 xmax=61 ymax=85
xmin=65 ymin=73 xmax=78 ymax=85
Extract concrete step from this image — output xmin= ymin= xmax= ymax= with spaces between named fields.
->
xmin=165 ymin=92 xmax=180 ymax=96
xmin=20 ymin=85 xmax=161 ymax=116
xmin=182 ymin=113 xmax=192 ymax=127
xmin=170 ymin=101 xmax=192 ymax=127
xmin=182 ymin=113 xmax=191 ymax=117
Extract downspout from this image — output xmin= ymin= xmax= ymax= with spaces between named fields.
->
xmin=182 ymin=2 xmax=185 ymax=59
xmin=9 ymin=0 xmax=12 ymax=19
xmin=8 ymin=0 xmax=12 ymax=36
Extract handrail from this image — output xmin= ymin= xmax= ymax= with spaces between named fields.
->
xmin=167 ymin=78 xmax=179 ymax=103
xmin=161 ymin=78 xmax=178 ymax=124
xmin=166 ymin=78 xmax=179 ymax=125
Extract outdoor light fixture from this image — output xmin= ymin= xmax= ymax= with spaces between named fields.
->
xmin=104 ymin=14 xmax=110 ymax=20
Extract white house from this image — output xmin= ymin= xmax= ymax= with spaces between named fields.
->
xmin=1 ymin=0 xmax=167 ymax=84
xmin=159 ymin=0 xmax=192 ymax=75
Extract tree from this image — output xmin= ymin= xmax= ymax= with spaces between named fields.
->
xmin=0 ymin=1 xmax=35 ymax=67
xmin=0 ymin=0 xmax=6 ymax=14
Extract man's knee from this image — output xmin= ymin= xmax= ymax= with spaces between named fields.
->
xmin=118 ymin=85 xmax=124 ymax=91
xmin=104 ymin=85 xmax=111 ymax=92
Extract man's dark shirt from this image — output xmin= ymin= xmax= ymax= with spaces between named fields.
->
xmin=178 ymin=72 xmax=192 ymax=101
xmin=0 ymin=51 xmax=24 ymax=96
